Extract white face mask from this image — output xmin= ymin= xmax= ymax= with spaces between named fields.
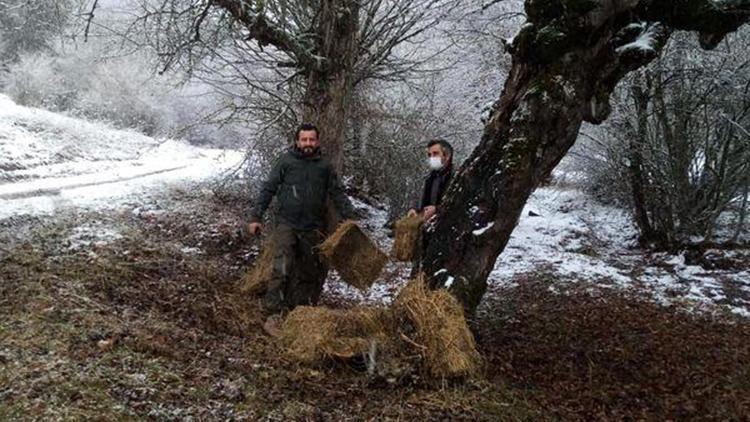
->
xmin=428 ymin=156 xmax=443 ymax=170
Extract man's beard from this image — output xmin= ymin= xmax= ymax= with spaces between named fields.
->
xmin=301 ymin=146 xmax=318 ymax=156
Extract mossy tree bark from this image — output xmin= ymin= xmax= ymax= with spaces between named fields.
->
xmin=422 ymin=0 xmax=750 ymax=313
xmin=300 ymin=0 xmax=359 ymax=172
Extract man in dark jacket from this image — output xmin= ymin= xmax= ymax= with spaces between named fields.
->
xmin=408 ymin=139 xmax=453 ymax=219
xmin=407 ymin=139 xmax=453 ymax=276
xmin=248 ymin=123 xmax=355 ymax=320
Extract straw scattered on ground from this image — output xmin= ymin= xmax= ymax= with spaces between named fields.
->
xmin=280 ymin=306 xmax=390 ymax=363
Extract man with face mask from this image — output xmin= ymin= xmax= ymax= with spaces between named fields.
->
xmin=247 ymin=123 xmax=355 ymax=333
xmin=407 ymin=139 xmax=454 ymax=220
xmin=406 ymin=139 xmax=454 ymax=277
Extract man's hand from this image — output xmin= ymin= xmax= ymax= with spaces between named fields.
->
xmin=407 ymin=208 xmax=418 ymax=218
xmin=423 ymin=205 xmax=437 ymax=220
xmin=247 ymin=222 xmax=263 ymax=236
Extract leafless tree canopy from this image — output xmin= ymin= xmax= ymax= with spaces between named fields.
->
xmin=113 ymin=1 xmax=460 ymax=128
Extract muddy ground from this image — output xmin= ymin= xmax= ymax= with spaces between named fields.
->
xmin=1 ymin=187 xmax=749 ymax=420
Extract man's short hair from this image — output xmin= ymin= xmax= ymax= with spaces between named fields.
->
xmin=427 ymin=139 xmax=453 ymax=157
xmin=296 ymin=123 xmax=319 ymax=140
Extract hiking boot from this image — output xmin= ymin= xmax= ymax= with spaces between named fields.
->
xmin=262 ymin=314 xmax=282 ymax=338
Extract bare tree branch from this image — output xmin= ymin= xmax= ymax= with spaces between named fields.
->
xmin=83 ymin=0 xmax=98 ymax=42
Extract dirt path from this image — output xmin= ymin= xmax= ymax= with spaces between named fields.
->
xmin=0 ymin=164 xmax=191 ymax=200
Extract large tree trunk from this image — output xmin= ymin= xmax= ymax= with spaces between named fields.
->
xmin=210 ymin=0 xmax=358 ymax=172
xmin=301 ymin=0 xmax=359 ymax=172
xmin=302 ymin=72 xmax=354 ymax=172
xmin=422 ymin=56 xmax=595 ymax=312
xmin=421 ymin=0 xmax=750 ymax=314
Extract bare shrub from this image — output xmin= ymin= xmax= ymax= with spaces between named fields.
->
xmin=574 ymin=31 xmax=750 ymax=247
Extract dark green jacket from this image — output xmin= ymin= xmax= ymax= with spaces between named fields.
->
xmin=250 ymin=147 xmax=355 ymax=231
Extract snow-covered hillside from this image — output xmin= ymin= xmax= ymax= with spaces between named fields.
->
xmin=0 ymin=94 xmax=244 ymax=218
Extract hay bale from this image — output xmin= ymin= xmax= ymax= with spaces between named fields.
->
xmin=280 ymin=306 xmax=389 ymax=363
xmin=278 ymin=274 xmax=480 ymax=380
xmin=240 ymin=238 xmax=275 ymax=296
xmin=391 ymin=214 xmax=423 ymax=261
xmin=319 ymin=220 xmax=387 ymax=290
xmin=393 ymin=276 xmax=480 ymax=378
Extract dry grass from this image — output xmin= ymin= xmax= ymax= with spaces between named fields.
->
xmin=240 ymin=237 xmax=275 ymax=297
xmin=393 ymin=276 xmax=481 ymax=379
xmin=0 ymin=192 xmax=539 ymax=421
xmin=319 ymin=220 xmax=387 ymax=290
xmin=279 ymin=276 xmax=480 ymax=380
xmin=280 ymin=306 xmax=390 ymax=362
xmin=5 ymin=190 xmax=750 ymax=420
xmin=391 ymin=214 xmax=423 ymax=261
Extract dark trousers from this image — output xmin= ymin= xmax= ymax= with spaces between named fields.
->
xmin=264 ymin=224 xmax=328 ymax=313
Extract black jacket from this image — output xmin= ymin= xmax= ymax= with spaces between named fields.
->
xmin=418 ymin=165 xmax=453 ymax=211
xmin=250 ymin=148 xmax=355 ymax=231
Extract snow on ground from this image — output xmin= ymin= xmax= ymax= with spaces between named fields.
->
xmin=323 ymin=197 xmax=413 ymax=305
xmin=0 ymin=94 xmax=158 ymax=178
xmin=493 ymin=186 xmax=750 ymax=317
xmin=493 ymin=187 xmax=635 ymax=286
xmin=0 ymin=94 xmax=246 ymax=220
xmin=64 ymin=221 xmax=124 ymax=252
xmin=2 ymin=94 xmax=747 ymax=318
xmin=327 ymin=185 xmax=750 ymax=318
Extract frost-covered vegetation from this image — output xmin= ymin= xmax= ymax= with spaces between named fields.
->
xmin=575 ymin=30 xmax=750 ymax=247
xmin=0 ymin=1 xmax=251 ymax=146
